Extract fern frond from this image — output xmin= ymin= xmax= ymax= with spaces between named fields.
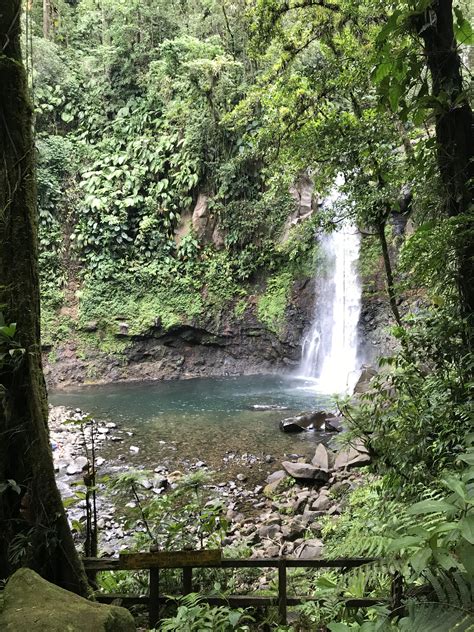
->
xmin=398 ymin=603 xmax=474 ymax=632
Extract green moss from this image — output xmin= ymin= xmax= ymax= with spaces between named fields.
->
xmin=75 ymin=251 xmax=251 ymax=341
xmin=257 ymin=270 xmax=293 ymax=335
xmin=77 ymin=264 xmax=203 ymax=335
xmin=0 ymin=568 xmax=135 ymax=632
xmin=77 ymin=330 xmax=128 ymax=356
xmin=41 ymin=309 xmax=74 ymax=347
xmin=233 ymin=298 xmax=248 ymax=318
xmin=358 ymin=234 xmax=381 ymax=280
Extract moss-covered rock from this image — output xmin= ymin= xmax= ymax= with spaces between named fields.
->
xmin=0 ymin=568 xmax=135 ymax=631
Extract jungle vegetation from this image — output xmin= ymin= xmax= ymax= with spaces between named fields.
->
xmin=0 ymin=0 xmax=473 ymax=629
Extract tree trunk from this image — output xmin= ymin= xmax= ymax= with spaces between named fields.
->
xmin=417 ymin=0 xmax=474 ymax=319
xmin=0 ymin=1 xmax=88 ymax=595
xmin=43 ymin=0 xmax=51 ymax=38
xmin=378 ymin=220 xmax=402 ymax=326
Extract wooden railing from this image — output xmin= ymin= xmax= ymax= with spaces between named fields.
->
xmin=83 ymin=550 xmax=401 ymax=628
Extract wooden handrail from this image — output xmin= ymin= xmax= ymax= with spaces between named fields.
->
xmin=82 ymin=553 xmax=393 ymax=627
xmin=83 ymin=555 xmax=377 ymax=571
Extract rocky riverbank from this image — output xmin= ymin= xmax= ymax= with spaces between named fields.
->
xmin=50 ymin=404 xmax=371 ymax=562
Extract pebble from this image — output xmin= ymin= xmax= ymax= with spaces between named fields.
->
xmin=129 ymin=446 xmax=140 ymax=453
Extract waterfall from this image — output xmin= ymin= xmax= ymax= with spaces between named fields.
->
xmin=299 ymin=194 xmax=362 ymax=393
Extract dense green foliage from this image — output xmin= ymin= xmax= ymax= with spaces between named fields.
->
xmin=33 ymin=0 xmax=321 ymax=350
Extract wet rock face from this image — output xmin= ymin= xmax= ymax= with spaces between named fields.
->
xmin=44 ymin=279 xmax=316 ymax=388
xmin=358 ymin=293 xmax=400 ymax=366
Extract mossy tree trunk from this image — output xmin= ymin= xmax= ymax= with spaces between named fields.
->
xmin=417 ymin=0 xmax=474 ymax=321
xmin=0 ymin=0 xmax=88 ymax=595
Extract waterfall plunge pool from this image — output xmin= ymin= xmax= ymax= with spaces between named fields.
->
xmin=50 ymin=375 xmax=334 ymax=478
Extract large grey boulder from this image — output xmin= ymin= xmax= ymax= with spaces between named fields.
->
xmin=294 ymin=538 xmax=324 ymax=559
xmin=264 ymin=470 xmax=289 ymax=496
xmin=258 ymin=523 xmax=282 ymax=540
xmin=0 ymin=568 xmax=135 ymax=632
xmin=334 ymin=446 xmax=371 ymax=470
xmin=311 ymin=444 xmax=333 ymax=471
xmin=282 ymin=461 xmax=329 ymax=483
xmin=279 ymin=411 xmax=328 ymax=433
xmin=266 ymin=470 xmax=287 ymax=485
xmin=325 ymin=417 xmax=344 ymax=432
xmin=311 ymin=493 xmax=332 ymax=512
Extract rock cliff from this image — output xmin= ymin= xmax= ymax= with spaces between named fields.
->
xmin=44 ymin=278 xmax=316 ymax=388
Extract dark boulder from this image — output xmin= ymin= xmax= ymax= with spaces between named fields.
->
xmin=279 ymin=410 xmax=329 ymax=433
xmin=325 ymin=417 xmax=344 ymax=432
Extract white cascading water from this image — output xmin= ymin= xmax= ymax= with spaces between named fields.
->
xmin=299 ymin=191 xmax=362 ymax=393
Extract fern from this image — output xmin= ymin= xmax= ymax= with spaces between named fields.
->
xmin=422 ymin=570 xmax=474 ymax=611
xmin=158 ymin=592 xmax=254 ymax=631
xmin=398 ymin=603 xmax=474 ymax=632
xmin=395 ymin=571 xmax=474 ymax=632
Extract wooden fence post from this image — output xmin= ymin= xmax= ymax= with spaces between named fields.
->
xmin=278 ymin=559 xmax=287 ymax=625
xmin=390 ymin=571 xmax=404 ymax=618
xmin=149 ymin=568 xmax=160 ymax=629
xmin=183 ymin=566 xmax=193 ymax=595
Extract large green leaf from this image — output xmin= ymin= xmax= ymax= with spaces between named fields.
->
xmin=409 ymin=547 xmax=432 ymax=574
xmin=458 ymin=540 xmax=474 ymax=575
xmin=454 ymin=8 xmax=474 ymax=45
xmin=408 ymin=499 xmax=457 ymax=515
xmin=373 ymin=61 xmax=393 ymax=84
xmin=388 ymin=535 xmax=423 ymax=551
xmin=443 ymin=474 xmax=467 ymax=500
xmin=388 ymin=81 xmax=403 ymax=111
xmin=460 ymin=452 xmax=474 ymax=466
xmin=460 ymin=515 xmax=474 ymax=544
xmin=432 ymin=549 xmax=459 ymax=571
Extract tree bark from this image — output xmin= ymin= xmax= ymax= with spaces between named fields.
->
xmin=378 ymin=220 xmax=402 ymax=326
xmin=43 ymin=0 xmax=51 ymax=38
xmin=417 ymin=0 xmax=474 ymax=320
xmin=0 ymin=1 xmax=88 ymax=595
